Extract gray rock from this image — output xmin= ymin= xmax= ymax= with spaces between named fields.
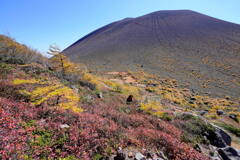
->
xmin=189 ymin=101 xmax=194 ymax=104
xmin=70 ymin=85 xmax=79 ymax=92
xmin=218 ymin=146 xmax=240 ymax=160
xmin=135 ymin=152 xmax=145 ymax=160
xmin=128 ymin=151 xmax=134 ymax=158
xmin=194 ymin=144 xmax=203 ymax=152
xmin=229 ymin=114 xmax=238 ymax=122
xmin=145 ymin=152 xmax=165 ymax=160
xmin=217 ymin=110 xmax=224 ymax=116
xmin=59 ymin=124 xmax=70 ymax=129
xmin=200 ymin=110 xmax=208 ymax=116
xmin=157 ymin=151 xmax=168 ymax=160
xmin=210 ymin=127 xmax=231 ymax=148
xmin=39 ymin=119 xmax=46 ymax=125
xmin=210 ymin=157 xmax=222 ymax=160
xmin=85 ymin=95 xmax=92 ymax=103
xmin=208 ymin=145 xmax=224 ymax=160
xmin=190 ymin=97 xmax=197 ymax=101
xmin=97 ymin=92 xmax=103 ymax=98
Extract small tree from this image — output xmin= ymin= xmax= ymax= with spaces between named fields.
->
xmin=48 ymin=44 xmax=86 ymax=79
xmin=48 ymin=44 xmax=64 ymax=73
xmin=48 ymin=44 xmax=73 ymax=77
xmin=47 ymin=44 xmax=61 ymax=56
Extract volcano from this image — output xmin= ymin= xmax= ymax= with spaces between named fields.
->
xmin=63 ymin=10 xmax=240 ymax=98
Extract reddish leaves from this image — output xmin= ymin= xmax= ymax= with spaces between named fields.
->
xmin=0 ymin=96 xmax=209 ymax=159
xmin=0 ymin=98 xmax=29 ymax=159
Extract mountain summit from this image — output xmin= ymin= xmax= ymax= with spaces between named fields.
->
xmin=64 ymin=10 xmax=240 ymax=98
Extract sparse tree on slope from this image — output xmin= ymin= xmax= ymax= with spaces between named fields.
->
xmin=48 ymin=44 xmax=87 ymax=80
xmin=48 ymin=44 xmax=74 ymax=77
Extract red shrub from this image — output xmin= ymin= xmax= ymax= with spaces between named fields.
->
xmin=0 ymin=98 xmax=29 ymax=159
xmin=127 ymin=127 xmax=209 ymax=160
xmin=81 ymin=101 xmax=209 ymax=160
xmin=0 ymin=95 xmax=209 ymax=159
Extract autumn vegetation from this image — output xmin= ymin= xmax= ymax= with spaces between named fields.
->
xmin=0 ymin=35 xmax=47 ymax=65
xmin=0 ymin=35 xmax=239 ymax=159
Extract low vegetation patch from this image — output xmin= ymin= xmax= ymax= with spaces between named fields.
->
xmin=215 ymin=123 xmax=240 ymax=137
xmin=0 ymin=35 xmax=47 ymax=65
xmin=174 ymin=113 xmax=215 ymax=146
xmin=13 ymin=78 xmax=83 ymax=112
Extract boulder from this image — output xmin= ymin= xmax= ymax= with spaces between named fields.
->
xmin=70 ymin=85 xmax=79 ymax=92
xmin=135 ymin=152 xmax=145 ymax=160
xmin=218 ymin=146 xmax=240 ymax=160
xmin=145 ymin=151 xmax=165 ymax=160
xmin=126 ymin=95 xmax=133 ymax=104
xmin=229 ymin=114 xmax=239 ymax=122
xmin=210 ymin=127 xmax=231 ymax=148
xmin=190 ymin=97 xmax=197 ymax=101
xmin=157 ymin=151 xmax=168 ymax=160
xmin=200 ymin=110 xmax=208 ymax=116
xmin=97 ymin=92 xmax=103 ymax=99
xmin=128 ymin=151 xmax=134 ymax=158
xmin=206 ymin=145 xmax=224 ymax=160
xmin=178 ymin=113 xmax=231 ymax=148
xmin=59 ymin=124 xmax=70 ymax=129
xmin=217 ymin=110 xmax=224 ymax=116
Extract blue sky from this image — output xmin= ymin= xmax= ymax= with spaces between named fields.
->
xmin=1 ymin=0 xmax=240 ymax=56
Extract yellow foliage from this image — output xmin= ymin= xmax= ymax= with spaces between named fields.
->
xmin=13 ymin=78 xmax=44 ymax=85
xmin=146 ymin=87 xmax=157 ymax=93
xmin=206 ymin=113 xmax=218 ymax=119
xmin=140 ymin=102 xmax=163 ymax=113
xmin=189 ymin=103 xmax=198 ymax=108
xmin=217 ymin=98 xmax=233 ymax=106
xmin=104 ymin=80 xmax=119 ymax=89
xmin=209 ymin=105 xmax=225 ymax=113
xmin=31 ymin=84 xmax=62 ymax=99
xmin=33 ymin=86 xmax=83 ymax=112
xmin=18 ymin=90 xmax=31 ymax=96
xmin=82 ymin=73 xmax=100 ymax=87
xmin=0 ymin=35 xmax=47 ymax=64
xmin=122 ymin=85 xmax=140 ymax=96
xmin=104 ymin=80 xmax=140 ymax=96
xmin=58 ymin=87 xmax=83 ymax=112
xmin=50 ymin=53 xmax=86 ymax=75
xmin=14 ymin=78 xmax=83 ymax=112
xmin=0 ymin=35 xmax=29 ymax=54
xmin=82 ymin=72 xmax=94 ymax=81
xmin=162 ymin=91 xmax=187 ymax=105
xmin=140 ymin=102 xmax=171 ymax=118
xmin=228 ymin=111 xmax=240 ymax=117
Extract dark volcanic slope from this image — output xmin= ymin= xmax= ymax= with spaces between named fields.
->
xmin=64 ymin=10 xmax=240 ymax=98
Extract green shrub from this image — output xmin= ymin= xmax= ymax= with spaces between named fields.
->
xmin=118 ymin=106 xmax=131 ymax=114
xmin=31 ymin=129 xmax=53 ymax=147
xmin=175 ymin=113 xmax=215 ymax=145
xmin=160 ymin=112 xmax=173 ymax=121
xmin=113 ymin=84 xmax=123 ymax=93
xmin=22 ymin=120 xmax=36 ymax=128
xmin=0 ymin=63 xmax=13 ymax=77
xmin=0 ymin=35 xmax=48 ymax=65
xmin=216 ymin=123 xmax=240 ymax=137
